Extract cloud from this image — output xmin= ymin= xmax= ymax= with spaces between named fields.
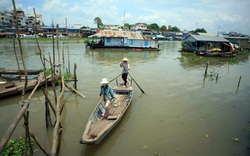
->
xmin=42 ymin=0 xmax=67 ymax=13
xmin=0 ymin=0 xmax=11 ymax=9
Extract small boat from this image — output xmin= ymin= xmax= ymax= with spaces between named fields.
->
xmin=0 ymin=69 xmax=42 ymax=80
xmin=80 ymin=76 xmax=133 ymax=144
xmin=196 ymin=50 xmax=237 ymax=58
xmin=0 ymin=72 xmax=53 ymax=99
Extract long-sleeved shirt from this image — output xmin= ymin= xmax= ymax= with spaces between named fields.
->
xmin=120 ymin=62 xmax=130 ymax=73
xmin=99 ymin=84 xmax=115 ymax=101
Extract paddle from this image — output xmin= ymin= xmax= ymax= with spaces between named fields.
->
xmin=128 ymin=73 xmax=145 ymax=94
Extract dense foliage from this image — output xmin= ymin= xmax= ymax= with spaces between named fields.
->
xmin=0 ymin=136 xmax=34 ymax=156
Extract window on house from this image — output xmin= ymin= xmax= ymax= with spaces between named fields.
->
xmin=130 ymin=40 xmax=133 ymax=45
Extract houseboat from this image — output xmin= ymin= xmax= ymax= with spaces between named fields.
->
xmin=86 ymin=30 xmax=160 ymax=51
xmin=182 ymin=34 xmax=237 ymax=57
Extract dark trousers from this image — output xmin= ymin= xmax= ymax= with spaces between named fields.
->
xmin=122 ymin=73 xmax=128 ymax=85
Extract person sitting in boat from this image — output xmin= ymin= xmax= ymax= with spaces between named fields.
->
xmin=98 ymin=78 xmax=116 ymax=117
xmin=120 ymin=57 xmax=130 ymax=87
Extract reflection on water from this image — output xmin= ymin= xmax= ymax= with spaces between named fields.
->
xmin=0 ymin=39 xmax=250 ymax=156
xmin=179 ymin=51 xmax=250 ymax=69
xmin=85 ymin=49 xmax=159 ymax=65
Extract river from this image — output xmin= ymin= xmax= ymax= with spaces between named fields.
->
xmin=0 ymin=39 xmax=250 ymax=156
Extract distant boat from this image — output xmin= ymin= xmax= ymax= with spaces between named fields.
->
xmin=87 ymin=30 xmax=160 ymax=51
xmin=196 ymin=49 xmax=237 ymax=58
xmin=80 ymin=75 xmax=133 ymax=144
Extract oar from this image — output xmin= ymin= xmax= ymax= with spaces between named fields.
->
xmin=128 ymin=73 xmax=145 ymax=94
xmin=109 ymin=73 xmax=122 ymax=83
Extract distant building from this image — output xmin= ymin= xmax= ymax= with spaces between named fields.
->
xmin=16 ymin=8 xmax=26 ymax=31
xmin=0 ymin=10 xmax=13 ymax=28
xmin=41 ymin=26 xmax=82 ymax=38
xmin=224 ymin=36 xmax=250 ymax=50
xmin=131 ymin=23 xmax=147 ymax=31
xmin=103 ymin=24 xmax=122 ymax=31
xmin=73 ymin=24 xmax=83 ymax=29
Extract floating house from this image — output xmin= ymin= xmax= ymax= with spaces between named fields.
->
xmin=182 ymin=35 xmax=231 ymax=52
xmin=182 ymin=34 xmax=236 ymax=57
xmin=87 ymin=30 xmax=160 ymax=51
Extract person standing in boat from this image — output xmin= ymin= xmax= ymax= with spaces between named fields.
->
xmin=98 ymin=78 xmax=116 ymax=117
xmin=120 ymin=57 xmax=130 ymax=87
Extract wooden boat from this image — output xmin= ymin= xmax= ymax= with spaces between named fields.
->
xmin=0 ymin=69 xmax=42 ymax=75
xmin=0 ymin=69 xmax=42 ymax=80
xmin=196 ymin=50 xmax=237 ymax=58
xmin=0 ymin=72 xmax=52 ymax=99
xmin=80 ymin=77 xmax=133 ymax=144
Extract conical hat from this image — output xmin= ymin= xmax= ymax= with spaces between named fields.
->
xmin=122 ymin=57 xmax=129 ymax=61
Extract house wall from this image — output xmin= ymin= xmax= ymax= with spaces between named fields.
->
xmin=224 ymin=37 xmax=250 ymax=49
xmin=238 ymin=39 xmax=250 ymax=49
xmin=128 ymin=39 xmax=156 ymax=48
xmin=104 ymin=37 xmax=126 ymax=46
xmin=103 ymin=37 xmax=157 ymax=48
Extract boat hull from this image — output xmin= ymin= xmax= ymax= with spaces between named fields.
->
xmin=80 ymin=79 xmax=133 ymax=144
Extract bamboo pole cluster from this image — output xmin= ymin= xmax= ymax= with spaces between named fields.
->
xmin=0 ymin=1 xmax=87 ymax=155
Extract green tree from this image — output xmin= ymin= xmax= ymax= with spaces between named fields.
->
xmin=167 ymin=25 xmax=180 ymax=32
xmin=81 ymin=26 xmax=89 ymax=29
xmin=168 ymin=26 xmax=180 ymax=32
xmin=147 ymin=23 xmax=160 ymax=31
xmin=195 ymin=28 xmax=207 ymax=33
xmin=94 ymin=17 xmax=103 ymax=29
xmin=124 ymin=23 xmax=131 ymax=29
xmin=160 ymin=25 xmax=167 ymax=31
xmin=168 ymin=25 xmax=172 ymax=31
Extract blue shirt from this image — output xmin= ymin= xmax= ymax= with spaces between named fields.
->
xmin=99 ymin=84 xmax=115 ymax=101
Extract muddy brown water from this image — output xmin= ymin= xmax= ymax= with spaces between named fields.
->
xmin=0 ymin=39 xmax=250 ymax=156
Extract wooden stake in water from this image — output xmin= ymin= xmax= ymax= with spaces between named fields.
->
xmin=74 ymin=63 xmax=77 ymax=90
xmin=236 ymin=76 xmax=242 ymax=95
xmin=204 ymin=61 xmax=209 ymax=76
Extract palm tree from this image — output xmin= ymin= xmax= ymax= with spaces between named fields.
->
xmin=94 ymin=17 xmax=103 ymax=29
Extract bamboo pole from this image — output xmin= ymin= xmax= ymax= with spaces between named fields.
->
xmin=12 ymin=0 xmax=28 ymax=102
xmin=64 ymin=82 xmax=86 ymax=98
xmin=45 ymin=96 xmax=50 ymax=128
xmin=42 ymin=88 xmax=56 ymax=117
xmin=216 ymin=73 xmax=219 ymax=83
xmin=56 ymin=128 xmax=63 ymax=154
xmin=74 ymin=63 xmax=77 ymax=90
xmin=12 ymin=38 xmax=21 ymax=81
xmin=33 ymin=8 xmax=45 ymax=68
xmin=204 ymin=61 xmax=209 ymax=76
xmin=56 ymin=24 xmax=61 ymax=75
xmin=49 ymin=55 xmax=58 ymax=104
xmin=0 ymin=102 xmax=29 ymax=151
xmin=62 ymin=42 xmax=65 ymax=70
xmin=236 ymin=76 xmax=242 ymax=95
xmin=27 ymin=73 xmax=44 ymax=100
xmin=66 ymin=18 xmax=70 ymax=73
xmin=109 ymin=73 xmax=122 ymax=83
xmin=51 ymin=76 xmax=65 ymax=155
xmin=29 ymin=129 xmax=50 ymax=156
xmin=23 ymin=111 xmax=33 ymax=155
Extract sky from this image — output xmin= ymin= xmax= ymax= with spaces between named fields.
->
xmin=1 ymin=0 xmax=250 ymax=35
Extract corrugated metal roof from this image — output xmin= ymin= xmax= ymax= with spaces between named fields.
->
xmin=186 ymin=35 xmax=229 ymax=42
xmin=91 ymin=30 xmax=151 ymax=40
